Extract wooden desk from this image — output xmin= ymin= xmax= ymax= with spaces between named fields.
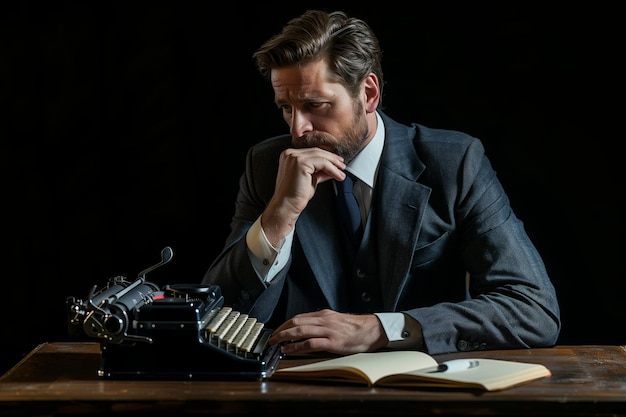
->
xmin=0 ymin=343 xmax=624 ymax=416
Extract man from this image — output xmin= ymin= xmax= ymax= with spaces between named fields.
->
xmin=202 ymin=10 xmax=560 ymax=356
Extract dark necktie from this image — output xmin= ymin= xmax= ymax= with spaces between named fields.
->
xmin=335 ymin=173 xmax=363 ymax=247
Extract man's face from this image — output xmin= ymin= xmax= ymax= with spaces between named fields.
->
xmin=271 ymin=59 xmax=370 ymax=163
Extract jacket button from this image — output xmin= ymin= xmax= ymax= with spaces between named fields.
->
xmin=472 ymin=342 xmax=482 ymax=350
xmin=457 ymin=340 xmax=469 ymax=351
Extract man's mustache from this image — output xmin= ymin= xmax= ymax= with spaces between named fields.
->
xmin=293 ymin=132 xmax=335 ymax=149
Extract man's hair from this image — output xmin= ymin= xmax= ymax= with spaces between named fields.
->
xmin=253 ymin=10 xmax=384 ymax=104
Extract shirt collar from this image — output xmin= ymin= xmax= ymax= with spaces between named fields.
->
xmin=345 ymin=111 xmax=384 ymax=188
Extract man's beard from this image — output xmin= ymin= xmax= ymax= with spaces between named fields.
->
xmin=293 ymin=104 xmax=369 ymax=164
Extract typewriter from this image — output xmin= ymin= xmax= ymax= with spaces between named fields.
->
xmin=66 ymin=247 xmax=283 ymax=380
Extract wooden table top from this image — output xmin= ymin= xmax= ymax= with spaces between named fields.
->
xmin=1 ymin=342 xmax=625 ymax=416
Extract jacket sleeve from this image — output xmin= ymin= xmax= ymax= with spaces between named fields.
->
xmin=404 ymin=135 xmax=561 ymax=354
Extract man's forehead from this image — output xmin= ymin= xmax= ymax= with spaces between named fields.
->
xmin=271 ymin=62 xmax=343 ymax=101
xmin=271 ymin=62 xmax=323 ymax=86
xmin=273 ymin=82 xmax=324 ymax=100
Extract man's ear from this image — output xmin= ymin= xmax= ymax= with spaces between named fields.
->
xmin=363 ymin=73 xmax=380 ymax=113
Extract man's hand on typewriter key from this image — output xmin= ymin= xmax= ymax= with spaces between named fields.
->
xmin=268 ymin=309 xmax=388 ymax=355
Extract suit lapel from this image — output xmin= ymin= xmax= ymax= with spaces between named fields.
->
xmin=375 ymin=114 xmax=431 ymax=310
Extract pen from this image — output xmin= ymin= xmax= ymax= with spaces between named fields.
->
xmin=435 ymin=359 xmax=480 ymax=373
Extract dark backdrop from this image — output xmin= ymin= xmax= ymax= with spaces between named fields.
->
xmin=2 ymin=2 xmax=624 ymax=374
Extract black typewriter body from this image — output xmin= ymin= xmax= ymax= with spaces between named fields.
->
xmin=66 ymin=247 xmax=283 ymax=380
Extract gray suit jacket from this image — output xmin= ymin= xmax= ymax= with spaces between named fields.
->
xmin=202 ymin=111 xmax=561 ymax=354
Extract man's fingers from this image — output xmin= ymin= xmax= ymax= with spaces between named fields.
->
xmin=281 ymin=147 xmax=347 ymax=181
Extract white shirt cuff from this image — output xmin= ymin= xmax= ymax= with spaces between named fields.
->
xmin=374 ymin=312 xmax=420 ymax=348
xmin=246 ymin=215 xmax=292 ymax=283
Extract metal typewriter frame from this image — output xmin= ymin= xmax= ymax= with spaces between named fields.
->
xmin=66 ymin=247 xmax=283 ymax=380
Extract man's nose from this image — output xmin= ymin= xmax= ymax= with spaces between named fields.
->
xmin=289 ymin=111 xmax=313 ymax=138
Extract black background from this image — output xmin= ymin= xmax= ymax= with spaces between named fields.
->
xmin=2 ymin=2 xmax=624 ymax=374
